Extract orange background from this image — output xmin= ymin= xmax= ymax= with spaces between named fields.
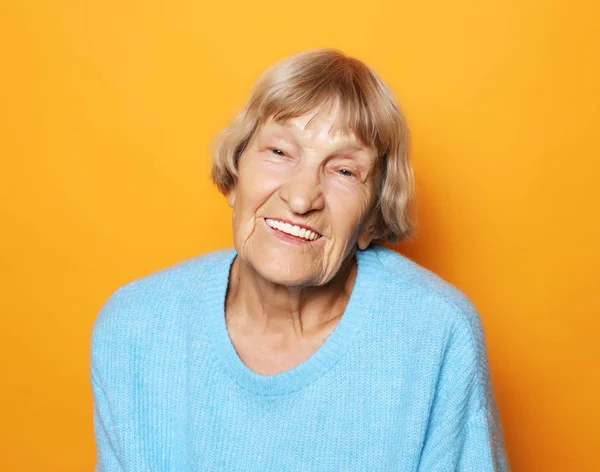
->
xmin=1 ymin=1 xmax=599 ymax=470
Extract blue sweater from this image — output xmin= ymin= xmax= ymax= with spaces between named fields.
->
xmin=91 ymin=244 xmax=510 ymax=471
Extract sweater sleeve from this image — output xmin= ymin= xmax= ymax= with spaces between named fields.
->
xmin=417 ymin=297 xmax=510 ymax=471
xmin=92 ymin=368 xmax=124 ymax=471
xmin=90 ymin=290 xmax=126 ymax=472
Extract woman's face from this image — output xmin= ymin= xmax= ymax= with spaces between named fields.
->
xmin=228 ymin=103 xmax=379 ymax=287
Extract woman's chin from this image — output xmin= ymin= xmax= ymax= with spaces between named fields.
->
xmin=248 ymin=255 xmax=324 ymax=288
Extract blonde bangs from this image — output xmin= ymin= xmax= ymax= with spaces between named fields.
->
xmin=246 ymin=56 xmax=398 ymax=157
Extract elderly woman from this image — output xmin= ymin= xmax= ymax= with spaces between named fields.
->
xmin=91 ymin=49 xmax=509 ymax=471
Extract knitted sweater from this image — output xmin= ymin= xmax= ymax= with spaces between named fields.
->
xmin=91 ymin=244 xmax=510 ymax=471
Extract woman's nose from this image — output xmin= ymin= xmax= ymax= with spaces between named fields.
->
xmin=278 ymin=165 xmax=325 ymax=214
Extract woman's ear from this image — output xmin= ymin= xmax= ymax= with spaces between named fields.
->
xmin=226 ymin=188 xmax=236 ymax=208
xmin=357 ymin=232 xmax=374 ymax=251
xmin=357 ymin=212 xmax=377 ymax=250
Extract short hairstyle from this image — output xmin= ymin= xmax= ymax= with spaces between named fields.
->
xmin=210 ymin=48 xmax=416 ymax=244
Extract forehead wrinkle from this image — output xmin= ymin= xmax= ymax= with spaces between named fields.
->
xmin=299 ymin=98 xmax=342 ymax=132
xmin=300 ymin=102 xmax=334 ymax=132
xmin=307 ymin=116 xmax=353 ymax=145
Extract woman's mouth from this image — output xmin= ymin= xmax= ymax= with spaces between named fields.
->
xmin=264 ymin=218 xmax=322 ymax=242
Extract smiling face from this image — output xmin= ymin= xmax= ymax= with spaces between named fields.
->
xmin=227 ymin=101 xmax=379 ymax=287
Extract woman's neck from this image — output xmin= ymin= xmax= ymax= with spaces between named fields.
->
xmin=225 ymin=248 xmax=358 ymax=341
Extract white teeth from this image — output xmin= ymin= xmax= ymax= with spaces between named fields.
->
xmin=265 ymin=219 xmax=320 ymax=241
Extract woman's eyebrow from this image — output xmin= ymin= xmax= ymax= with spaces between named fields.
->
xmin=259 ymin=129 xmax=296 ymax=144
xmin=262 ymin=123 xmax=372 ymax=157
xmin=257 ymin=128 xmax=301 ymax=152
xmin=330 ymin=144 xmax=376 ymax=166
xmin=332 ymin=144 xmax=371 ymax=155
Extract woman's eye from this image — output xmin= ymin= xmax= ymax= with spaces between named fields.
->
xmin=338 ymin=169 xmax=355 ymax=177
xmin=270 ymin=148 xmax=285 ymax=156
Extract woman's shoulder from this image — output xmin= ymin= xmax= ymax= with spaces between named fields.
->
xmin=367 ymin=245 xmax=475 ymax=308
xmin=365 ymin=246 xmax=496 ymax=416
xmin=99 ymin=247 xmax=233 ymax=305
xmin=364 ymin=245 xmax=485 ymax=339
xmin=91 ymin=248 xmax=234 ymax=349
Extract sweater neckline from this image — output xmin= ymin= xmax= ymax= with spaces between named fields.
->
xmin=202 ymin=246 xmax=383 ymax=396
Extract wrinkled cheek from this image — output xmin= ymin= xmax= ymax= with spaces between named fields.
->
xmin=320 ymin=235 xmax=338 ymax=272
xmin=243 ymin=218 xmax=257 ymax=241
xmin=234 ymin=217 xmax=257 ymax=252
